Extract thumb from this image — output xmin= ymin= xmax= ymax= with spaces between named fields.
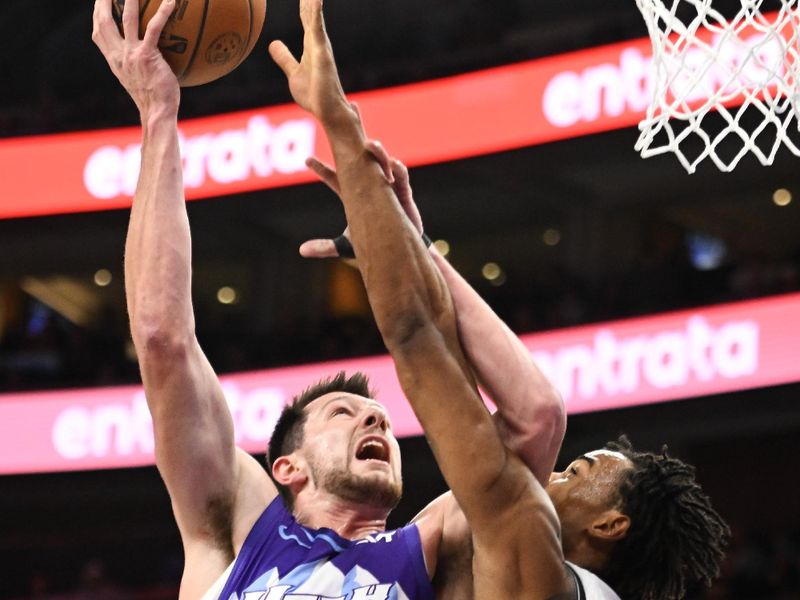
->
xmin=269 ymin=40 xmax=298 ymax=78
xmin=299 ymin=239 xmax=340 ymax=258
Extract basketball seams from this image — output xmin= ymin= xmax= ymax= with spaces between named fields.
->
xmin=140 ymin=0 xmax=153 ymax=22
xmin=179 ymin=0 xmax=211 ymax=84
xmin=234 ymin=0 xmax=255 ymax=70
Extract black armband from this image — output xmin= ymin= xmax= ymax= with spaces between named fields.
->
xmin=332 ymin=232 xmax=432 ymax=259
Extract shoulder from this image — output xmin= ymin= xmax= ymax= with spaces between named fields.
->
xmin=231 ymin=448 xmax=279 ymax=553
xmin=566 ymin=562 xmax=621 ymax=600
xmin=411 ymin=491 xmax=471 ymax=581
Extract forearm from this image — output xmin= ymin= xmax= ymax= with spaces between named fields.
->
xmin=432 ymin=252 xmax=566 ymax=484
xmin=321 ymin=111 xmax=451 ymax=345
xmin=125 ymin=108 xmax=195 ymax=347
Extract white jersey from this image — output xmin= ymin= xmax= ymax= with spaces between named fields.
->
xmin=567 ymin=561 xmax=621 ymax=600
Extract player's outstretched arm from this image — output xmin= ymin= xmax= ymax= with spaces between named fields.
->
xmin=272 ymin=2 xmax=572 ymax=597
xmin=303 ymin=149 xmax=566 ymax=487
xmin=92 ymin=1 xmax=275 ymax=594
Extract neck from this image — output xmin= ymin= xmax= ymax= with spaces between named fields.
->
xmin=292 ymin=489 xmax=389 ymax=540
xmin=563 ymin=534 xmax=612 ymax=576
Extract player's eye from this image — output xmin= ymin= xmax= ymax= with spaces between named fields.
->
xmin=568 ymin=466 xmax=579 ymax=476
xmin=332 ymin=406 xmax=352 ymax=417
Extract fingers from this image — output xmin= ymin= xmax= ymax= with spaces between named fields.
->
xmin=306 ymin=157 xmax=341 ymax=194
xmin=122 ymin=0 xmax=139 ymax=41
xmin=92 ymin=0 xmax=117 ymax=50
xmin=390 ymin=158 xmax=410 ymax=187
xmin=365 ymin=140 xmax=394 ymax=183
xmin=143 ymin=0 xmax=175 ymax=47
xmin=269 ymin=40 xmax=299 ymax=78
xmin=299 ymin=239 xmax=340 ymax=258
xmin=300 ymin=0 xmax=327 ymax=44
xmin=350 ymin=102 xmax=363 ymax=124
xmin=389 ymin=159 xmax=423 ymax=232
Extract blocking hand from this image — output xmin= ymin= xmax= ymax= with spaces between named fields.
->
xmin=300 ymin=140 xmax=425 ymax=259
xmin=269 ymin=0 xmax=353 ymax=124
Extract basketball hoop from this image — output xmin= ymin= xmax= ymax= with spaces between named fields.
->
xmin=634 ymin=0 xmax=800 ymax=172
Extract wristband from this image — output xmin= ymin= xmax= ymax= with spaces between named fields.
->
xmin=332 ymin=232 xmax=432 ymax=259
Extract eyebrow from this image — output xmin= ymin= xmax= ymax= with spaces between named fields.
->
xmin=575 ymin=454 xmax=596 ymax=468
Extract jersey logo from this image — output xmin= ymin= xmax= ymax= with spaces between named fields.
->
xmin=279 ymin=525 xmax=346 ymax=552
xmin=241 ymin=583 xmax=393 ymax=600
xmin=355 ymin=532 xmax=396 ymax=545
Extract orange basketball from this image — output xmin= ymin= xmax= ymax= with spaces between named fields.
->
xmin=112 ymin=0 xmax=267 ymax=87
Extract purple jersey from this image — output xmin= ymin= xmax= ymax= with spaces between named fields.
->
xmin=216 ymin=497 xmax=435 ymax=600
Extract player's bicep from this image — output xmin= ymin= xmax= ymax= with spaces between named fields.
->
xmin=391 ymin=324 xmax=510 ymax=515
xmin=140 ymin=339 xmax=245 ymax=541
xmin=472 ymin=469 xmax=575 ymax=599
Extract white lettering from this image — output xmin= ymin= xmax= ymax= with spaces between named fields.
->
xmin=51 ymin=385 xmax=286 ymax=461
xmin=83 ymin=146 xmax=124 ymax=199
xmin=52 ymin=407 xmax=91 ymax=459
xmin=542 ymin=71 xmax=583 ymax=127
xmin=83 ymin=116 xmax=317 ymax=199
xmin=542 ymin=34 xmax=785 ymax=128
xmin=533 ymin=316 xmax=760 ymax=402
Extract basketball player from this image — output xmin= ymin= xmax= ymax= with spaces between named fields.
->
xmin=91 ymin=1 xmax=566 ymax=599
xmin=271 ymin=2 xmax=731 ymax=597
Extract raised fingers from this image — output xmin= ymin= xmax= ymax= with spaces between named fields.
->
xmin=121 ymin=0 xmax=139 ymax=41
xmin=306 ymin=157 xmax=340 ymax=194
xmin=142 ymin=0 xmax=176 ymax=47
xmin=299 ymin=238 xmax=340 ymax=258
xmin=92 ymin=0 xmax=118 ymax=50
xmin=269 ymin=40 xmax=299 ymax=79
xmin=365 ymin=140 xmax=394 ymax=183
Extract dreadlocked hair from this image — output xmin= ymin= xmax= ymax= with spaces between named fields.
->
xmin=600 ymin=435 xmax=730 ymax=600
xmin=265 ymin=371 xmax=374 ymax=508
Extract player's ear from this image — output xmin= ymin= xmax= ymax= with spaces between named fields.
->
xmin=272 ymin=454 xmax=307 ymax=488
xmin=589 ymin=509 xmax=630 ymax=542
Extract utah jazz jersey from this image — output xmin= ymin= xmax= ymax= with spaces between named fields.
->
xmin=215 ymin=497 xmax=435 ymax=600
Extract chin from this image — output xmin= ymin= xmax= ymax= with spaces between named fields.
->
xmin=333 ymin=472 xmax=402 ymax=510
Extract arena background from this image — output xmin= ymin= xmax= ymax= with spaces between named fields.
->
xmin=1 ymin=0 xmax=799 ymax=597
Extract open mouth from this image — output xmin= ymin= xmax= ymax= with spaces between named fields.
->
xmin=355 ymin=438 xmax=390 ymax=463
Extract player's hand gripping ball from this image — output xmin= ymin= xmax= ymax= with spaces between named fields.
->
xmin=112 ymin=0 xmax=266 ymax=86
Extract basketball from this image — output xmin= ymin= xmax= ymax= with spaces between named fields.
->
xmin=112 ymin=0 xmax=267 ymax=87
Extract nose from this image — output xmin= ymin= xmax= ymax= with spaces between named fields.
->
xmin=362 ymin=407 xmax=388 ymax=432
xmin=548 ymin=471 xmax=558 ymax=484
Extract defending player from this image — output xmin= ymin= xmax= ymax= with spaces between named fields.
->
xmin=272 ymin=2 xmax=730 ymax=597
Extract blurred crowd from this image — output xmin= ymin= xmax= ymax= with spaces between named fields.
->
xmin=1 ymin=249 xmax=797 ymax=394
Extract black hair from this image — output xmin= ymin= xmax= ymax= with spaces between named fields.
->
xmin=600 ymin=435 xmax=730 ymax=600
xmin=266 ymin=371 xmax=373 ymax=507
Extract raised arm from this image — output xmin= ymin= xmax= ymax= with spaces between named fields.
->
xmin=302 ymin=150 xmax=565 ymax=486
xmin=271 ymin=4 xmax=571 ymax=596
xmin=92 ymin=1 xmax=274 ymax=594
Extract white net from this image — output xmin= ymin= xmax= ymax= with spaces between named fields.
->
xmin=634 ymin=0 xmax=800 ymax=172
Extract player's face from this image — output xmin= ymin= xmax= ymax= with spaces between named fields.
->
xmin=298 ymin=392 xmax=402 ymax=509
xmin=545 ymin=449 xmax=632 ymax=550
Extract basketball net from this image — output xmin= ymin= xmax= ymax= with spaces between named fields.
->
xmin=634 ymin=0 xmax=800 ymax=172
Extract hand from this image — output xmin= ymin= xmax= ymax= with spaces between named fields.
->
xmin=269 ymin=0 xmax=353 ymax=124
xmin=92 ymin=0 xmax=179 ymax=117
xmin=300 ymin=140 xmax=425 ymax=259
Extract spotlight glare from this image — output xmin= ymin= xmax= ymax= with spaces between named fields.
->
xmin=773 ymin=188 xmax=792 ymax=206
xmin=482 ymin=262 xmax=502 ymax=281
xmin=543 ymin=228 xmax=561 ymax=246
xmin=217 ymin=286 xmax=238 ymax=305
xmin=94 ymin=269 xmax=112 ymax=287
xmin=433 ymin=239 xmax=450 ymax=256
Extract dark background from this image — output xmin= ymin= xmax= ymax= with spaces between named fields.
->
xmin=1 ymin=0 xmax=799 ymax=597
